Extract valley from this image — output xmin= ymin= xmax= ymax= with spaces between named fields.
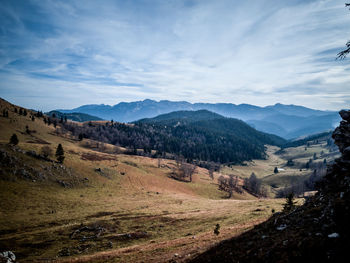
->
xmin=0 ymin=98 xmax=339 ymax=262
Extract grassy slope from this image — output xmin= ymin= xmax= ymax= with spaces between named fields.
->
xmin=0 ymin=98 xmax=285 ymax=262
xmin=220 ymin=142 xmax=339 ymax=196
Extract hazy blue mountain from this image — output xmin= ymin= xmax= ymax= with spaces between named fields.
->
xmin=247 ymin=120 xmax=289 ymax=138
xmin=264 ymin=103 xmax=333 ymax=117
xmin=56 ymin=99 xmax=341 ymax=139
xmin=248 ymin=113 xmax=340 ymax=139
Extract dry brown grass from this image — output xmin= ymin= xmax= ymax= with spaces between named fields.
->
xmin=0 ymin=99 xmax=288 ymax=262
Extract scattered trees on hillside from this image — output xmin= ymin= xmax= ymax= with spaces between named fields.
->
xmin=218 ymin=174 xmax=243 ymax=198
xmin=286 ymin=159 xmax=294 ymax=166
xmin=35 ymin=110 xmax=43 ymax=118
xmin=56 ymin=144 xmax=65 ymax=163
xmin=243 ymin=172 xmax=266 ymax=197
xmin=305 ymin=158 xmax=313 ymax=169
xmin=9 ymin=134 xmax=19 ymax=145
xmin=172 ymin=157 xmax=196 ymax=182
xmin=277 ymin=165 xmax=327 ymax=198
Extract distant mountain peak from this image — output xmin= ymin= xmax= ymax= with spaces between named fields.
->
xmin=56 ymin=100 xmax=339 ymax=139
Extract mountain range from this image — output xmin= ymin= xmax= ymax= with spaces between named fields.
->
xmin=57 ymin=99 xmax=341 ymax=139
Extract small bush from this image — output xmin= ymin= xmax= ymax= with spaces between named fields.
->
xmin=9 ymin=133 xmax=19 ymax=145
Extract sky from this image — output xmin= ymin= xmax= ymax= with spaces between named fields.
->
xmin=0 ymin=0 xmax=350 ymax=111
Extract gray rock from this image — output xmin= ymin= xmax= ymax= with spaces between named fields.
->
xmin=0 ymin=251 xmax=16 ymax=263
xmin=340 ymin=110 xmax=350 ymax=122
xmin=276 ymin=224 xmax=287 ymax=231
xmin=328 ymin=232 xmax=339 ymax=238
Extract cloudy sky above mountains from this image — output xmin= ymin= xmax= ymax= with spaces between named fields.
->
xmin=0 ymin=0 xmax=350 ymax=111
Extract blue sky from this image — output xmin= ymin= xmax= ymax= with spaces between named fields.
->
xmin=0 ymin=0 xmax=350 ymax=111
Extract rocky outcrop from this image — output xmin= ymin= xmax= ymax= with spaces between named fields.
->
xmin=0 ymin=251 xmax=16 ymax=263
xmin=191 ymin=110 xmax=350 ymax=263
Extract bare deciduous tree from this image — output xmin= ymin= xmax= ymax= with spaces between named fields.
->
xmin=218 ymin=174 xmax=243 ymax=198
xmin=172 ymin=156 xmax=196 ymax=182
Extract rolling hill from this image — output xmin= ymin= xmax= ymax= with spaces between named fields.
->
xmin=61 ymin=110 xmax=286 ymax=164
xmin=0 ymin=97 xmax=344 ymax=262
xmin=56 ymin=99 xmax=341 ymax=139
xmin=0 ymin=97 xmax=286 ymax=262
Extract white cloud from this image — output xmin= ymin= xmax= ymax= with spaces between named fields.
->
xmin=0 ymin=0 xmax=350 ymax=111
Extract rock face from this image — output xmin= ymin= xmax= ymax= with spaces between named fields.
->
xmin=0 ymin=251 xmax=16 ymax=263
xmin=191 ymin=110 xmax=350 ymax=263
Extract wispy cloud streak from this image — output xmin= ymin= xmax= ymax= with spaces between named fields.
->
xmin=0 ymin=0 xmax=349 ymax=111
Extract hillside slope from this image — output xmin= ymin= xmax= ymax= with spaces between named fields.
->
xmin=191 ymin=110 xmax=350 ymax=262
xmin=62 ymin=109 xmax=285 ymax=164
xmin=0 ymin=98 xmax=287 ymax=262
xmin=47 ymin=110 xmax=103 ymax=122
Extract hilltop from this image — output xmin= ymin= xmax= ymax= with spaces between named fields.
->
xmin=60 ymin=109 xmax=285 ymax=164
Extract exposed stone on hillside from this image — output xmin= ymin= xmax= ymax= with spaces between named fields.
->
xmin=191 ymin=110 xmax=350 ymax=263
xmin=0 ymin=144 xmax=81 ymax=187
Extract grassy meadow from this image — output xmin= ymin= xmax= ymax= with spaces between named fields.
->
xmin=0 ymin=99 xmax=335 ymax=262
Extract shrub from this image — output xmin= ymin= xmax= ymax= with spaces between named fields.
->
xmin=41 ymin=146 xmax=52 ymax=158
xmin=9 ymin=134 xmax=19 ymax=145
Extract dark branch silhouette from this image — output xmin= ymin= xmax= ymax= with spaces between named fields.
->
xmin=337 ymin=4 xmax=350 ymax=59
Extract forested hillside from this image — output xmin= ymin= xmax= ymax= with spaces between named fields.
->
xmin=57 ymin=100 xmax=340 ymax=139
xmin=47 ymin=110 xmax=103 ymax=122
xmin=61 ymin=110 xmax=285 ymax=164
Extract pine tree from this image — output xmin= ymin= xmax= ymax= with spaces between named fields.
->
xmin=9 ymin=134 xmax=19 ymax=145
xmin=274 ymin=167 xmax=279 ymax=173
xmin=55 ymin=144 xmax=65 ymax=163
xmin=283 ymin=193 xmax=296 ymax=212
